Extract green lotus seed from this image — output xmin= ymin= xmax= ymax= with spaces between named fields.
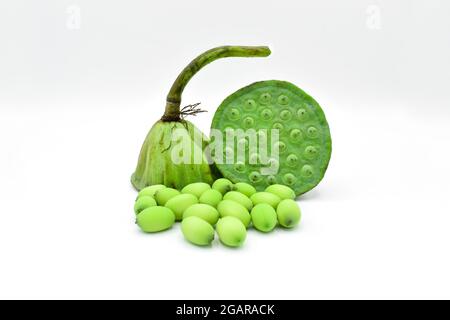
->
xmin=134 ymin=196 xmax=157 ymax=215
xmin=223 ymin=191 xmax=253 ymax=211
xmin=233 ymin=182 xmax=257 ymax=197
xmin=183 ymin=204 xmax=220 ymax=225
xmin=199 ymin=189 xmax=223 ymax=208
xmin=250 ymin=192 xmax=281 ymax=209
xmin=217 ymin=200 xmax=251 ymax=227
xmin=277 ymin=199 xmax=301 ymax=228
xmin=155 ymin=187 xmax=181 ymax=206
xmin=165 ymin=193 xmax=199 ymax=220
xmin=181 ymin=216 xmax=215 ymax=246
xmin=251 ymin=203 xmax=277 ymax=232
xmin=137 ymin=206 xmax=175 ymax=233
xmin=265 ymin=184 xmax=296 ymax=200
xmin=212 ymin=178 xmax=234 ymax=195
xmin=181 ymin=182 xmax=211 ymax=198
xmin=216 ymin=216 xmax=247 ymax=247
xmin=137 ymin=184 xmax=166 ymax=199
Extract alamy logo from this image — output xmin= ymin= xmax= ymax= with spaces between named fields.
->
xmin=66 ymin=5 xmax=81 ymax=30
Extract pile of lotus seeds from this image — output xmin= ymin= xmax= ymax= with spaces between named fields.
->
xmin=134 ymin=178 xmax=301 ymax=247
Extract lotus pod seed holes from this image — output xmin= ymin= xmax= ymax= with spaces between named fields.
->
xmin=211 ymin=80 xmax=331 ymax=195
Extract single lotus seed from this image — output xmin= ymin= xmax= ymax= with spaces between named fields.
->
xmin=181 ymin=216 xmax=215 ymax=246
xmin=137 ymin=206 xmax=175 ymax=233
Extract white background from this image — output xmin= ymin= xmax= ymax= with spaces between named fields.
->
xmin=1 ymin=0 xmax=450 ymax=299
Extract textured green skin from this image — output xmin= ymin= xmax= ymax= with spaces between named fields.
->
xmin=134 ymin=196 xmax=157 ymax=215
xmin=181 ymin=216 xmax=215 ymax=246
xmin=132 ymin=46 xmax=271 ymax=191
xmin=164 ymin=193 xmax=199 ymax=220
xmin=211 ymin=80 xmax=332 ymax=196
xmin=183 ymin=204 xmax=220 ymax=225
xmin=212 ymin=178 xmax=234 ymax=195
xmin=232 ymin=182 xmax=257 ymax=197
xmin=277 ymin=199 xmax=301 ymax=228
xmin=199 ymin=189 xmax=223 ymax=207
xmin=216 ymin=216 xmax=247 ymax=247
xmin=181 ymin=182 xmax=211 ymax=198
xmin=155 ymin=187 xmax=181 ymax=206
xmin=217 ymin=200 xmax=251 ymax=227
xmin=223 ymin=191 xmax=253 ymax=211
xmin=251 ymin=203 xmax=278 ymax=232
xmin=137 ymin=206 xmax=175 ymax=233
xmin=250 ymin=192 xmax=281 ymax=209
xmin=265 ymin=184 xmax=295 ymax=200
xmin=131 ymin=121 xmax=215 ymax=191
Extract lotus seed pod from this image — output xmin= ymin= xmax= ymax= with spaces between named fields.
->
xmin=181 ymin=216 xmax=215 ymax=246
xmin=212 ymin=178 xmax=234 ymax=195
xmin=131 ymin=47 xmax=271 ymax=191
xmin=216 ymin=216 xmax=247 ymax=247
xmin=217 ymin=200 xmax=251 ymax=227
xmin=181 ymin=182 xmax=211 ymax=198
xmin=155 ymin=188 xmax=181 ymax=206
xmin=134 ymin=196 xmax=157 ymax=215
xmin=250 ymin=203 xmax=277 ymax=232
xmin=233 ymin=182 xmax=257 ymax=197
xmin=137 ymin=206 xmax=175 ymax=233
xmin=199 ymin=189 xmax=223 ymax=208
xmin=223 ymin=191 xmax=253 ymax=211
xmin=211 ymin=80 xmax=332 ymax=196
xmin=250 ymin=192 xmax=281 ymax=209
xmin=164 ymin=193 xmax=199 ymax=221
xmin=265 ymin=184 xmax=296 ymax=200
xmin=137 ymin=185 xmax=166 ymax=199
xmin=277 ymin=199 xmax=301 ymax=228
xmin=183 ymin=204 xmax=220 ymax=225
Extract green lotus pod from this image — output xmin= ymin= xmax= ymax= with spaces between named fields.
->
xmin=211 ymin=80 xmax=332 ymax=196
xmin=131 ymin=46 xmax=271 ymax=191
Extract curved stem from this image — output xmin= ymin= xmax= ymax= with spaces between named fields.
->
xmin=162 ymin=45 xmax=271 ymax=121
